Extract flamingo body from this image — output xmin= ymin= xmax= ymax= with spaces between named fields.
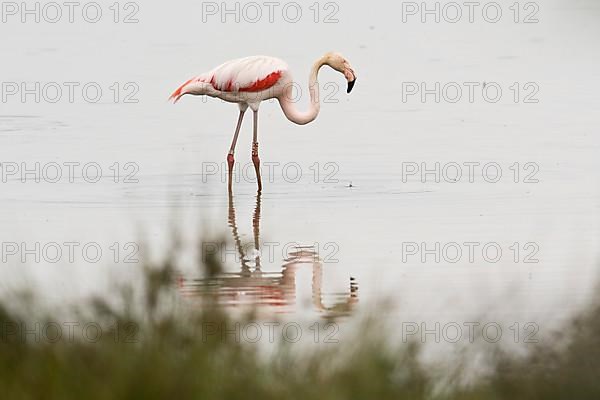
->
xmin=170 ymin=56 xmax=290 ymax=107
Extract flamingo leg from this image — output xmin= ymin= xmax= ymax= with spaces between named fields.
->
xmin=227 ymin=109 xmax=246 ymax=188
xmin=252 ymin=110 xmax=262 ymax=192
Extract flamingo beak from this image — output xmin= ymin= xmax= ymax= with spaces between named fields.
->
xmin=347 ymin=78 xmax=356 ymax=94
xmin=344 ymin=67 xmax=357 ymax=93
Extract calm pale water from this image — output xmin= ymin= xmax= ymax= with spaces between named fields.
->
xmin=0 ymin=0 xmax=599 ymax=347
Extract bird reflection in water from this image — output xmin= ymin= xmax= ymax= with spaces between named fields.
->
xmin=179 ymin=188 xmax=358 ymax=317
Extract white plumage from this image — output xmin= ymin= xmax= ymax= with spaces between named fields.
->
xmin=206 ymin=56 xmax=288 ymax=92
xmin=170 ymin=56 xmax=289 ymax=104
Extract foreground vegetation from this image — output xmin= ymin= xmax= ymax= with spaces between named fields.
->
xmin=1 ymin=253 xmax=600 ymax=399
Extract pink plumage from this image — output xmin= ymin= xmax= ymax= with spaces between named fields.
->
xmin=170 ymin=56 xmax=288 ymax=102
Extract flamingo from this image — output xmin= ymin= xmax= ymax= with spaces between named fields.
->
xmin=169 ymin=52 xmax=357 ymax=191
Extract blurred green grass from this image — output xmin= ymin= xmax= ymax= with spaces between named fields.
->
xmin=1 ymin=247 xmax=599 ymax=399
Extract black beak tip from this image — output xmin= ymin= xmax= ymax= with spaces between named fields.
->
xmin=347 ymin=79 xmax=356 ymax=94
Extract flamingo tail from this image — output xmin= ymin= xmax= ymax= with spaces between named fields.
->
xmin=169 ymin=78 xmax=194 ymax=103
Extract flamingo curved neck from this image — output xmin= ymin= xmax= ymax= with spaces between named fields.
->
xmin=278 ymin=57 xmax=326 ymax=125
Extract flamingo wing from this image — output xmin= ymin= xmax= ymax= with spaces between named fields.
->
xmin=207 ymin=56 xmax=288 ymax=93
xmin=170 ymin=56 xmax=288 ymax=102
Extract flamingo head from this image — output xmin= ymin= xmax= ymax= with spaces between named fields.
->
xmin=324 ymin=52 xmax=357 ymax=94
